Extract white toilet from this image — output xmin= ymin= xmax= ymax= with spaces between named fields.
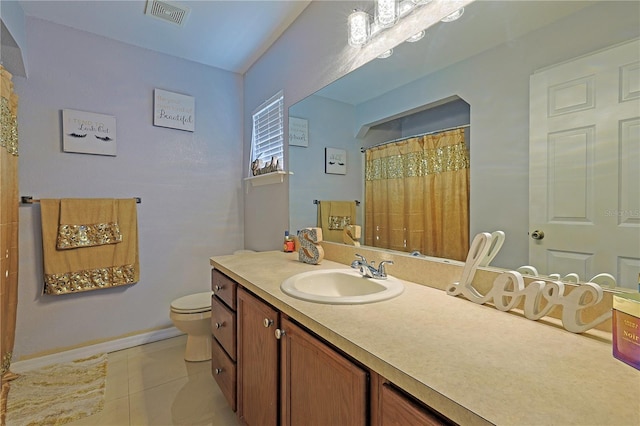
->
xmin=170 ymin=292 xmax=212 ymax=362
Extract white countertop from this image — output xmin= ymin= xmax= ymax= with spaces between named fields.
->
xmin=211 ymin=251 xmax=640 ymax=425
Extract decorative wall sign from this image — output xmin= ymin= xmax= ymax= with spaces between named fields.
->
xmin=153 ymin=89 xmax=195 ymax=132
xmin=289 ymin=117 xmax=308 ymax=147
xmin=325 ymin=147 xmax=347 ymax=175
xmin=62 ymin=109 xmax=116 ymax=156
xmin=447 ymin=233 xmax=611 ymax=333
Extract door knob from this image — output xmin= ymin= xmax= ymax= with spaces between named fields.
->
xmin=214 ymin=368 xmax=223 ymax=375
xmin=531 ymin=230 xmax=545 ymax=240
xmin=275 ymin=329 xmax=286 ymax=339
xmin=214 ymin=322 xmax=224 ymax=329
xmin=263 ymin=318 xmax=274 ymax=328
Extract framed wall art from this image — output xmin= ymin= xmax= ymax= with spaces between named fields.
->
xmin=62 ymin=109 xmax=117 ymax=156
xmin=325 ymin=147 xmax=347 ymax=175
xmin=153 ymin=89 xmax=195 ymax=132
xmin=289 ymin=117 xmax=308 ymax=147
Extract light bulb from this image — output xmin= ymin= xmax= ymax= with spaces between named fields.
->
xmin=406 ymin=30 xmax=425 ymax=43
xmin=441 ymin=8 xmax=464 ymax=23
xmin=377 ymin=49 xmax=393 ymax=59
xmin=376 ymin=0 xmax=398 ymax=29
xmin=348 ymin=10 xmax=370 ymax=47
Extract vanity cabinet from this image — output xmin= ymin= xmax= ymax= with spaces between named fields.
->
xmin=213 ymin=267 xmax=449 ymax=426
xmin=210 ymin=269 xmax=238 ymax=411
xmin=237 ymin=287 xmax=368 ymax=426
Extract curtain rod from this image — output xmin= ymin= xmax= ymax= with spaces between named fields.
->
xmin=314 ymin=199 xmax=360 ymax=206
xmin=21 ymin=196 xmax=142 ymax=204
xmin=360 ymin=124 xmax=470 ymax=153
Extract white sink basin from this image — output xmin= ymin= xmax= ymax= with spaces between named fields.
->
xmin=280 ymin=269 xmax=404 ymax=304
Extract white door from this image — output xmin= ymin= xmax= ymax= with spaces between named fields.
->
xmin=529 ymin=39 xmax=640 ymax=290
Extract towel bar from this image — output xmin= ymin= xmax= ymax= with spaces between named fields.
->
xmin=313 ymin=199 xmax=360 ymax=206
xmin=21 ymin=196 xmax=142 ymax=204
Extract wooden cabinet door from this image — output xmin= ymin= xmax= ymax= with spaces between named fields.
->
xmin=280 ymin=317 xmax=368 ymax=426
xmin=237 ymin=288 xmax=279 ymax=426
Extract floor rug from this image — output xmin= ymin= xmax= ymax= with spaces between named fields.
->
xmin=5 ymin=353 xmax=107 ymax=426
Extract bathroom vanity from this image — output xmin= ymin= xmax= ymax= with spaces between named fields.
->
xmin=210 ymin=250 xmax=640 ymax=425
xmin=211 ymin=266 xmax=444 ymax=425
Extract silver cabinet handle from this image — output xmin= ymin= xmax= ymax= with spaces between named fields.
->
xmin=214 ymin=322 xmax=224 ymax=329
xmin=531 ymin=230 xmax=545 ymax=240
xmin=214 ymin=368 xmax=223 ymax=375
xmin=263 ymin=318 xmax=273 ymax=328
xmin=214 ymin=284 xmax=223 ymax=291
xmin=275 ymin=329 xmax=286 ymax=339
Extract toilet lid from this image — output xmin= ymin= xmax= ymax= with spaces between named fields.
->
xmin=171 ymin=292 xmax=212 ymax=313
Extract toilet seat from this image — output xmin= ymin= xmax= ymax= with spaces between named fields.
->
xmin=170 ymin=292 xmax=212 ymax=314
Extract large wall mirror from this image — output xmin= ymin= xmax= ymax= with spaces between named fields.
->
xmin=289 ymin=0 xmax=639 ymax=291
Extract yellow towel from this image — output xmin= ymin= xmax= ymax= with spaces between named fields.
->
xmin=317 ymin=201 xmax=356 ymax=243
xmin=40 ymin=199 xmax=139 ymax=295
xmin=57 ymin=198 xmax=122 ymax=249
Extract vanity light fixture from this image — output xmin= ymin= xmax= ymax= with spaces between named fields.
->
xmin=348 ymin=0 xmax=433 ymax=48
xmin=440 ymin=7 xmax=464 ymax=22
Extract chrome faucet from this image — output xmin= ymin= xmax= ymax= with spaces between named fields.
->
xmin=350 ymin=253 xmax=368 ymax=270
xmin=351 ymin=254 xmax=394 ymax=279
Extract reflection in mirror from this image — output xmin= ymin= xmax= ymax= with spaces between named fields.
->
xmin=289 ymin=0 xmax=639 ymax=290
xmin=363 ymin=118 xmax=470 ymax=262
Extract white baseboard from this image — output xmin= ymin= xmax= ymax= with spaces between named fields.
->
xmin=11 ymin=327 xmax=184 ymax=373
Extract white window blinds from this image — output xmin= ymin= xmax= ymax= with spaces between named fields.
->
xmin=250 ymin=91 xmax=284 ymax=176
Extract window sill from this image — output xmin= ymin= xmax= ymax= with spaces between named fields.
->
xmin=244 ymin=171 xmax=292 ymax=187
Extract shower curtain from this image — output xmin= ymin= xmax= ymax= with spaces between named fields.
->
xmin=1 ymin=65 xmax=19 ymax=424
xmin=364 ymin=128 xmax=470 ymax=261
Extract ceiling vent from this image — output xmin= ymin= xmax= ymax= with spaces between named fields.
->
xmin=145 ymin=0 xmax=190 ymax=26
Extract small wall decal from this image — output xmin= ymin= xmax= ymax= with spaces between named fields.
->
xmin=153 ymin=89 xmax=195 ymax=132
xmin=62 ymin=109 xmax=116 ymax=156
xmin=325 ymin=147 xmax=347 ymax=175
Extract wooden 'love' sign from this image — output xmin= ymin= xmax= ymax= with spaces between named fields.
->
xmin=447 ymin=232 xmax=611 ymax=333
xmin=298 ymin=228 xmax=324 ymax=265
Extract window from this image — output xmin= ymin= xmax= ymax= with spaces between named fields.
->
xmin=250 ymin=91 xmax=284 ymax=176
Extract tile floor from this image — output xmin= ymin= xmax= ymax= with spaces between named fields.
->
xmin=68 ymin=335 xmax=239 ymax=426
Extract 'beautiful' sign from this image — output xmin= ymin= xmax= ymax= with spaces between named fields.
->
xmin=154 ymin=89 xmax=195 ymax=132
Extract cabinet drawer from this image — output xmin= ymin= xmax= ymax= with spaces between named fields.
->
xmin=380 ymin=383 xmax=449 ymax=426
xmin=211 ymin=340 xmax=237 ymax=412
xmin=211 ymin=269 xmax=237 ymax=310
xmin=211 ymin=295 xmax=237 ymax=361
